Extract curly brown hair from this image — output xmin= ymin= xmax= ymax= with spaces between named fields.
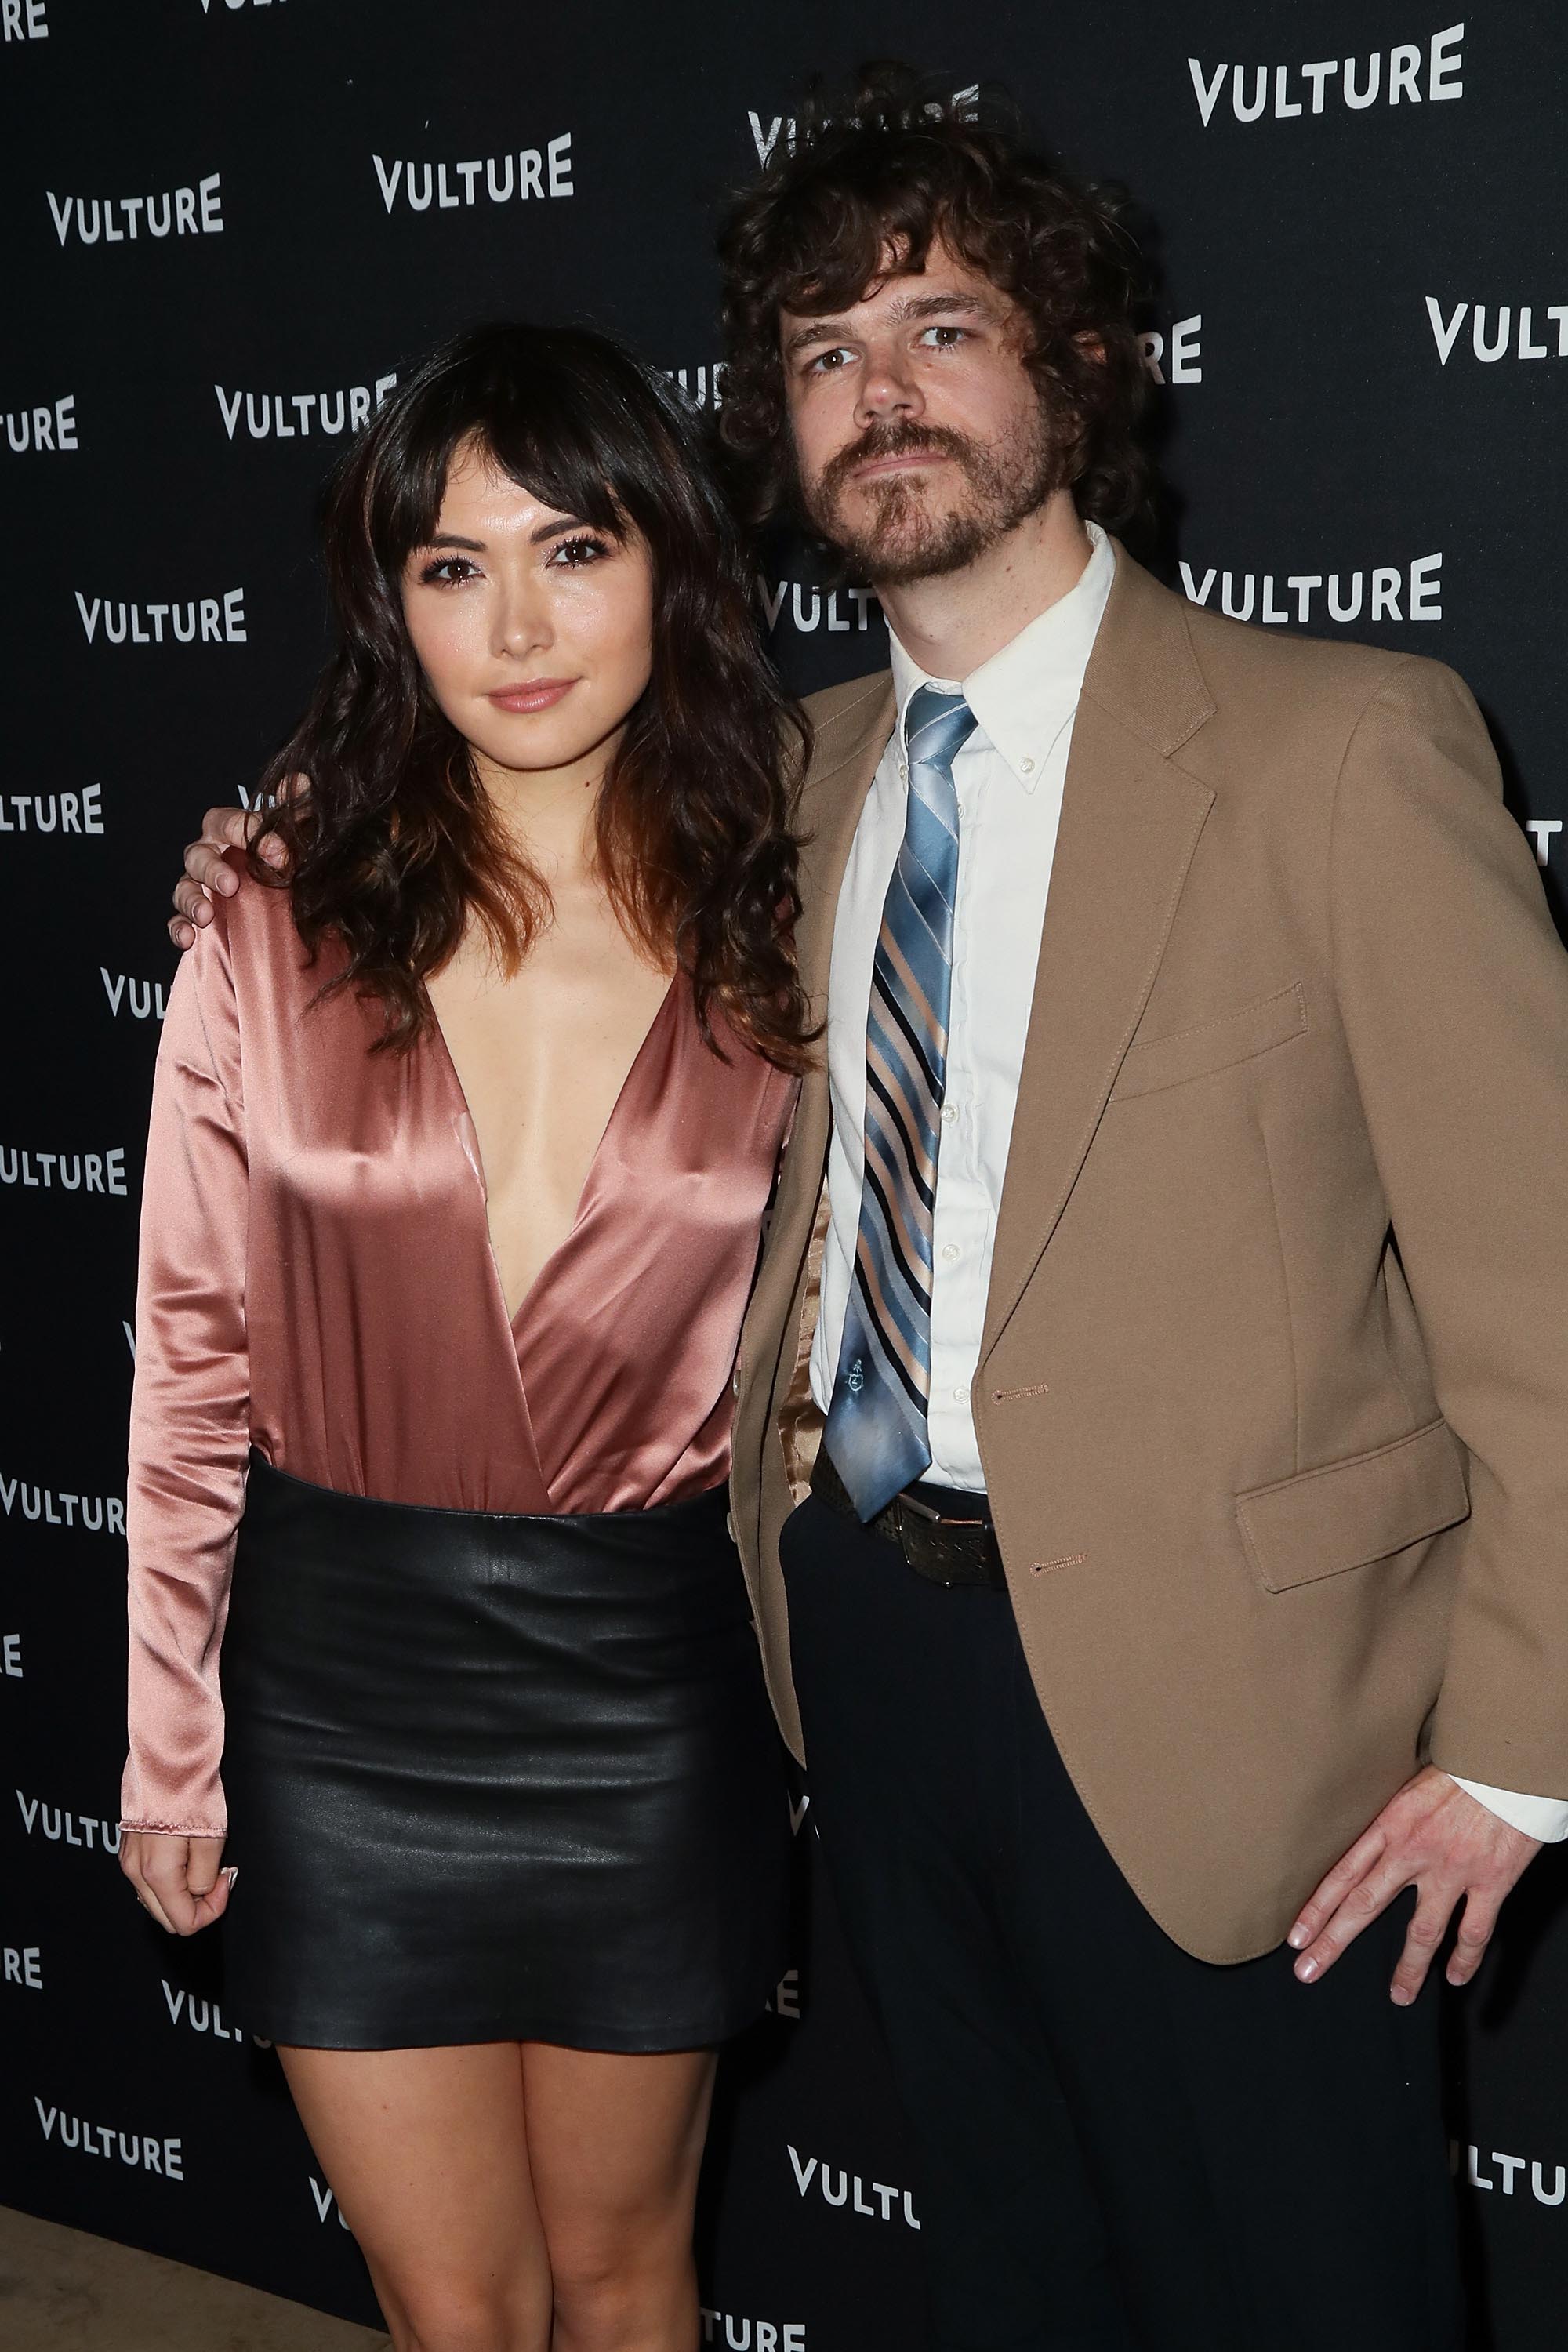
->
xmin=717 ymin=64 xmax=1152 ymax=538
xmin=249 ymin=323 xmax=813 ymax=1069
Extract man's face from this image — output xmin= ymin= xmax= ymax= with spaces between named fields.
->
xmin=779 ymin=237 xmax=1062 ymax=585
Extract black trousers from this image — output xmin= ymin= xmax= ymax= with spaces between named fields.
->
xmin=781 ymin=1497 xmax=1463 ymax=2352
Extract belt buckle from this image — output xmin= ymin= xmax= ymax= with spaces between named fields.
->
xmin=895 ymin=1487 xmax=942 ymax=1528
xmin=891 ymin=1487 xmax=979 ymax=1587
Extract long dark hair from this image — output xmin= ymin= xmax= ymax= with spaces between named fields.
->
xmin=252 ymin=321 xmax=813 ymax=1066
xmin=717 ymin=64 xmax=1151 ymax=537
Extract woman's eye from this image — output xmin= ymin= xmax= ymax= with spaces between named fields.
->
xmin=548 ymin=535 xmax=612 ymax=568
xmin=420 ymin=556 xmax=478 ymax=586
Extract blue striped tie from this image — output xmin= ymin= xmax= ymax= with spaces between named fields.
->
xmin=825 ymin=685 xmax=975 ymax=1519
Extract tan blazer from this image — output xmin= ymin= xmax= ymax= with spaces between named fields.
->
xmin=728 ymin=541 xmax=1568 ymax=1964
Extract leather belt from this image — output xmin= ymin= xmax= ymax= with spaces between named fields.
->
xmin=810 ymin=1446 xmax=1006 ymax=1589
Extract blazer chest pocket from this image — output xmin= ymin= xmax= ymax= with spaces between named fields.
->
xmin=1109 ymin=981 xmax=1308 ymax=1104
xmin=1236 ymin=1417 xmax=1471 ymax=1594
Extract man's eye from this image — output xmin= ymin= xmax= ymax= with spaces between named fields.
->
xmin=920 ymin=325 xmax=968 ymax=348
xmin=807 ymin=347 xmax=851 ymax=373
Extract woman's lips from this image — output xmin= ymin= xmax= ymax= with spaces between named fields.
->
xmin=487 ymin=678 xmax=577 ymax=712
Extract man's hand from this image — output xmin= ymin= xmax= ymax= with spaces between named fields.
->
xmin=169 ymin=780 xmax=299 ymax=949
xmin=1288 ymin=1766 xmax=1539 ymax=2005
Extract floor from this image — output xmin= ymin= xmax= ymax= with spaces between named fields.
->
xmin=0 ymin=2205 xmax=391 ymax=2350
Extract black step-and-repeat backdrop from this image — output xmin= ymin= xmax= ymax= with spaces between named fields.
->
xmin=3 ymin=5 xmax=1566 ymax=2345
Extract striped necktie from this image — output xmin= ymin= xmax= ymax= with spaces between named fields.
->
xmin=824 ymin=685 xmax=976 ymax=1519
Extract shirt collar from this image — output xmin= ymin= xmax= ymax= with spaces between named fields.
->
xmin=887 ymin=521 xmax=1116 ymax=791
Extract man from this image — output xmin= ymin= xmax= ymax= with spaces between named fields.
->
xmin=170 ymin=75 xmax=1568 ymax=2352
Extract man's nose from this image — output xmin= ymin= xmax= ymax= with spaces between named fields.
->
xmin=855 ymin=342 xmax=923 ymax=426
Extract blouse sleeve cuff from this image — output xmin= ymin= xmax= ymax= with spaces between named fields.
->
xmin=118 ymin=1818 xmax=227 ymax=1839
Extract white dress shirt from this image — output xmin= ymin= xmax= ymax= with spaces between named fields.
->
xmin=811 ymin=524 xmax=1116 ymax=1486
xmin=807 ymin=518 xmax=1565 ymax=1846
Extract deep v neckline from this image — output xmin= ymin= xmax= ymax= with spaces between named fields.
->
xmin=428 ymin=974 xmax=679 ymax=1338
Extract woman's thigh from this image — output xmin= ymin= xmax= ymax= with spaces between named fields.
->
xmin=521 ymin=2044 xmax=717 ymax=2285
xmin=279 ymin=2040 xmax=551 ymax=2349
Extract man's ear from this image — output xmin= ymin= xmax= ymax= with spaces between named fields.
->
xmin=1073 ymin=329 xmax=1107 ymax=366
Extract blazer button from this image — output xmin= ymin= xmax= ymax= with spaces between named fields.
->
xmin=731 ymin=1367 xmax=741 ymax=1397
xmin=725 ymin=1512 xmax=736 ymax=1542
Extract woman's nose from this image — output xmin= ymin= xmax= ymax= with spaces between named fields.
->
xmin=492 ymin=584 xmax=553 ymax=659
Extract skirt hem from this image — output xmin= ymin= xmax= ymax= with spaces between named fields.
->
xmin=249 ymin=1998 xmax=773 ymax=2055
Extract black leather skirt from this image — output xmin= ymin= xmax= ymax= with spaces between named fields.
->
xmin=218 ymin=1454 xmax=789 ymax=2052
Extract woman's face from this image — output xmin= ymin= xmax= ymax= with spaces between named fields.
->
xmin=401 ymin=439 xmax=655 ymax=785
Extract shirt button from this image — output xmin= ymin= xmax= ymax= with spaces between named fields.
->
xmin=940 ymin=1243 xmax=960 ymax=1263
xmin=954 ymin=1385 xmax=971 ymax=1405
xmin=1020 ymin=756 xmax=1036 ymax=774
xmin=940 ymin=1103 xmax=957 ymax=1127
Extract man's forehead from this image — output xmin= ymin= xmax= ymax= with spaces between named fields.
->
xmin=779 ymin=249 xmax=1010 ymax=338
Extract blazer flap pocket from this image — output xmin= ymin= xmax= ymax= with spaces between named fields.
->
xmin=1237 ymin=1417 xmax=1471 ymax=1594
xmin=1109 ymin=982 xmax=1307 ymax=1103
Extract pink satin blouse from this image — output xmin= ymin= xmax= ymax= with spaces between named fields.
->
xmin=122 ymin=879 xmax=797 ymax=1838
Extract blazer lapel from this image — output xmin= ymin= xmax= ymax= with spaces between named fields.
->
xmin=779 ymin=675 xmax=897 ymax=1203
xmin=982 ymin=550 xmax=1216 ymax=1359
xmin=745 ymin=673 xmax=896 ymax=1389
xmin=793 ymin=675 xmax=898 ymax=1014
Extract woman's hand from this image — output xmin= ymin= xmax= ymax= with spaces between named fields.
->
xmin=121 ymin=1830 xmax=234 ymax=1935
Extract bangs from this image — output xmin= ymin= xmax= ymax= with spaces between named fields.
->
xmin=470 ymin=422 xmax=630 ymax=540
xmin=362 ymin=326 xmax=676 ymax=574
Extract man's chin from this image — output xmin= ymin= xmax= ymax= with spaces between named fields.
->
xmin=836 ymin=518 xmax=993 ymax=588
xmin=815 ymin=493 xmax=973 ymax=582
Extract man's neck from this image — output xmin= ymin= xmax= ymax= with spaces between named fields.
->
xmin=873 ymin=488 xmax=1094 ymax=682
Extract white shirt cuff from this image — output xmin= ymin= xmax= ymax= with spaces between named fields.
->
xmin=1449 ymin=1775 xmax=1568 ymax=1843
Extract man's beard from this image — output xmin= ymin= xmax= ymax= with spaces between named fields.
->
xmin=799 ymin=407 xmax=1064 ymax=587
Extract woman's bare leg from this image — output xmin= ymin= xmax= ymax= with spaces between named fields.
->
xmin=279 ymin=2042 xmax=552 ymax=2352
xmin=521 ymin=2044 xmax=717 ymax=2352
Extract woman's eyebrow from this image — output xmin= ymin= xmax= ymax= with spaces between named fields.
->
xmin=529 ymin=514 xmax=593 ymax=543
xmin=418 ymin=516 xmax=597 ymax=551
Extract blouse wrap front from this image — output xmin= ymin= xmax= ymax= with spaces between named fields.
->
xmin=122 ymin=879 xmax=796 ymax=1839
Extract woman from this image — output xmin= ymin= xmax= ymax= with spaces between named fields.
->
xmin=120 ymin=323 xmax=809 ymax=2352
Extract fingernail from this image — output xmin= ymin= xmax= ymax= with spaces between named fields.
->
xmin=1390 ymin=1985 xmax=1413 ymax=2007
xmin=1295 ymin=1956 xmax=1319 ymax=1983
xmin=1287 ymin=1926 xmax=1307 ymax=1949
xmin=223 ymin=1865 xmax=238 ymax=1885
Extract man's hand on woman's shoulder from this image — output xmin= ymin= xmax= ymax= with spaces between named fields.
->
xmin=169 ymin=777 xmax=301 ymax=949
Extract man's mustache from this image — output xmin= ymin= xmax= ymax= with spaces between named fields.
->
xmin=817 ymin=420 xmax=978 ymax=503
